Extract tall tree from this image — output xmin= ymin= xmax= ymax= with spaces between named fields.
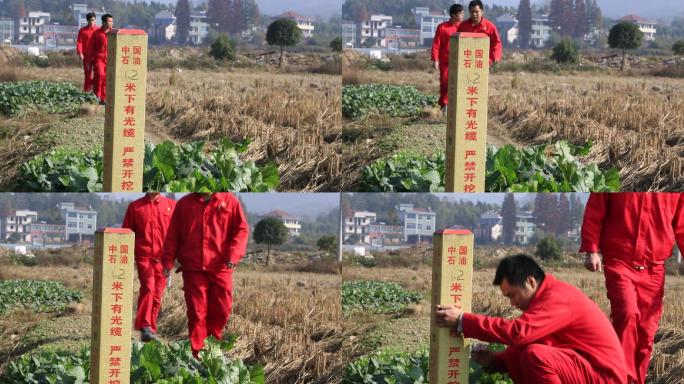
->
xmin=609 ymin=22 xmax=643 ymax=70
xmin=574 ymin=0 xmax=587 ymax=39
xmin=557 ymin=194 xmax=571 ymax=235
xmin=501 ymin=193 xmax=516 ymax=245
xmin=516 ymin=0 xmax=532 ymax=48
xmin=549 ymin=0 xmax=565 ymax=35
xmin=591 ymin=0 xmax=602 ymax=32
xmin=175 ymin=0 xmax=191 ymax=45
xmin=253 ymin=217 xmax=288 ymax=266
xmin=561 ymin=0 xmax=576 ymax=37
xmin=266 ymin=19 xmax=302 ymax=67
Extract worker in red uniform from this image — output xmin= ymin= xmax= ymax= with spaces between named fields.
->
xmin=76 ymin=12 xmax=97 ymax=92
xmin=457 ymin=0 xmax=503 ymax=66
xmin=87 ymin=13 xmax=113 ymax=105
xmin=122 ymin=192 xmax=176 ymax=342
xmin=581 ymin=193 xmax=684 ymax=384
xmin=436 ymin=254 xmax=627 ymax=384
xmin=162 ymin=193 xmax=249 ymax=358
xmin=431 ymin=4 xmax=464 ymax=113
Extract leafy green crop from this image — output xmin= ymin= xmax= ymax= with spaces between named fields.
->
xmin=0 ymin=280 xmax=83 ymax=315
xmin=1 ymin=336 xmax=264 ymax=384
xmin=0 ymin=81 xmax=97 ymax=116
xmin=17 ymin=138 xmax=279 ymax=192
xmin=361 ymin=141 xmax=620 ymax=192
xmin=344 ymin=345 xmax=512 ymax=384
xmin=342 ymin=281 xmax=422 ymax=315
xmin=342 ymin=84 xmax=437 ymax=120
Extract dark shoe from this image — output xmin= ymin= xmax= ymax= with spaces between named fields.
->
xmin=440 ymin=105 xmax=447 ymax=116
xmin=99 ymin=100 xmax=105 ymax=105
xmin=141 ymin=327 xmax=157 ymax=342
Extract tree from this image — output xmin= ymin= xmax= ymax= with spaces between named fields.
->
xmin=175 ymin=0 xmax=191 ymax=45
xmin=573 ymin=0 xmax=587 ymax=39
xmin=549 ymin=0 xmax=565 ymax=36
xmin=552 ymin=38 xmax=579 ymax=64
xmin=317 ymin=235 xmax=337 ymax=255
xmin=558 ymin=194 xmax=571 ymax=235
xmin=253 ymin=217 xmax=288 ymax=266
xmin=609 ymin=22 xmax=643 ymax=70
xmin=673 ymin=40 xmax=684 ymax=55
xmin=209 ymin=34 xmax=236 ymax=60
xmin=501 ymin=193 xmax=516 ymax=245
xmin=590 ymin=0 xmax=602 ymax=32
xmin=362 ymin=36 xmax=377 ymax=48
xmin=516 ymin=0 xmax=532 ymax=48
xmin=535 ymin=235 xmax=563 ymax=260
xmin=330 ymin=36 xmax=342 ymax=52
xmin=266 ymin=19 xmax=302 ymax=67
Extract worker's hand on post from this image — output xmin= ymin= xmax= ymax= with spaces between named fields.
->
xmin=434 ymin=304 xmax=462 ymax=328
xmin=584 ymin=252 xmax=602 ymax=272
xmin=163 ymin=268 xmax=171 ymax=277
xmin=433 ymin=60 xmax=439 ymax=71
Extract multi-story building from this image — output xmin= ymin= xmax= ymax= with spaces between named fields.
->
xmin=275 ymin=11 xmax=315 ymax=38
xmin=30 ymin=221 xmax=65 ymax=245
xmin=1 ymin=210 xmax=38 ymax=243
xmin=71 ymin=3 xmax=106 ymax=28
xmin=0 ymin=18 xmax=14 ymax=44
xmin=495 ymin=14 xmax=518 ymax=45
xmin=478 ymin=210 xmax=502 ymax=243
xmin=344 ymin=211 xmax=377 ymax=244
xmin=514 ymin=212 xmax=536 ymax=245
xmin=189 ymin=11 xmax=209 ymax=44
xmin=43 ymin=23 xmax=79 ymax=48
xmin=359 ymin=14 xmax=393 ymax=47
xmin=530 ymin=16 xmax=552 ymax=48
xmin=398 ymin=204 xmax=436 ymax=244
xmin=342 ymin=20 xmax=357 ymax=48
xmin=152 ymin=10 xmax=176 ymax=44
xmin=59 ymin=202 xmax=97 ymax=243
xmin=262 ymin=210 xmax=302 ymax=237
xmin=385 ymin=26 xmax=421 ymax=48
xmin=619 ymin=14 xmax=656 ymax=41
xmin=413 ymin=7 xmax=449 ymax=46
xmin=368 ymin=223 xmax=403 ymax=246
xmin=16 ymin=11 xmax=50 ymax=44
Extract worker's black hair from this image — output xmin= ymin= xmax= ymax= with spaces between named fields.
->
xmin=101 ymin=13 xmax=113 ymax=23
xmin=450 ymin=4 xmax=464 ymax=15
xmin=86 ymin=12 xmax=96 ymax=21
xmin=493 ymin=254 xmax=545 ymax=287
xmin=468 ymin=0 xmax=484 ymax=10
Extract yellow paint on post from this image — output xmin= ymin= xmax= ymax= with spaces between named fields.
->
xmin=91 ymin=228 xmax=135 ymax=384
xmin=430 ymin=229 xmax=474 ymax=384
xmin=445 ymin=33 xmax=490 ymax=192
xmin=103 ymin=29 xmax=147 ymax=192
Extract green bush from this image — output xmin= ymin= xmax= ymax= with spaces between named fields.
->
xmin=342 ymin=84 xmax=437 ymax=120
xmin=673 ymin=40 xmax=684 ymax=55
xmin=551 ymin=39 xmax=579 ymax=64
xmin=535 ymin=235 xmax=563 ymax=261
xmin=330 ymin=37 xmax=342 ymax=52
xmin=0 ymin=280 xmax=83 ymax=315
xmin=0 ymin=81 xmax=97 ymax=116
xmin=342 ymin=280 xmax=422 ymax=314
xmin=209 ymin=34 xmax=236 ymax=61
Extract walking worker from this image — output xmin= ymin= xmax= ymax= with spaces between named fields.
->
xmin=86 ymin=13 xmax=113 ymax=104
xmin=431 ymin=4 xmax=465 ymax=112
xmin=457 ymin=0 xmax=502 ymax=66
xmin=581 ymin=193 xmax=684 ymax=384
xmin=122 ymin=192 xmax=176 ymax=342
xmin=435 ymin=254 xmax=627 ymax=384
xmin=76 ymin=12 xmax=98 ymax=92
xmin=162 ymin=193 xmax=249 ymax=358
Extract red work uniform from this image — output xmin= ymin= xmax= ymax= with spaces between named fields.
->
xmin=86 ymin=26 xmax=109 ymax=102
xmin=456 ymin=18 xmax=503 ymax=66
xmin=76 ymin=24 xmax=97 ymax=92
xmin=162 ymin=193 xmax=249 ymax=356
xmin=462 ymin=274 xmax=627 ymax=384
xmin=580 ymin=193 xmax=684 ymax=384
xmin=431 ymin=21 xmax=460 ymax=107
xmin=122 ymin=194 xmax=176 ymax=333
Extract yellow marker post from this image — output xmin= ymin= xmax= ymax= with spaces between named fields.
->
xmin=91 ymin=228 xmax=135 ymax=384
xmin=445 ymin=33 xmax=490 ymax=192
xmin=103 ymin=29 xmax=147 ymax=192
xmin=430 ymin=229 xmax=474 ymax=384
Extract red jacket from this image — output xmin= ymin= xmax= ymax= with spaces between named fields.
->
xmin=462 ymin=274 xmax=627 ymax=384
xmin=87 ymin=27 xmax=109 ymax=63
xmin=122 ymin=195 xmax=176 ymax=261
xmin=580 ymin=193 xmax=684 ymax=265
xmin=456 ymin=18 xmax=502 ymax=65
xmin=76 ymin=25 xmax=98 ymax=57
xmin=163 ymin=193 xmax=249 ymax=272
xmin=431 ymin=21 xmax=460 ymax=64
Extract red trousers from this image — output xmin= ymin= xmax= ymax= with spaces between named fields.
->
xmin=135 ymin=258 xmax=167 ymax=333
xmin=93 ymin=59 xmax=107 ymax=102
xmin=82 ymin=60 xmax=94 ymax=92
xmin=604 ymin=259 xmax=665 ymax=384
xmin=182 ymin=270 xmax=234 ymax=356
xmin=438 ymin=62 xmax=449 ymax=107
xmin=503 ymin=344 xmax=602 ymax=383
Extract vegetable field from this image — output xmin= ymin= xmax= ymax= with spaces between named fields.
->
xmin=0 ymin=280 xmax=83 ymax=315
xmin=342 ymin=281 xmax=422 ymax=314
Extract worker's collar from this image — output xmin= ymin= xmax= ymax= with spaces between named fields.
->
xmin=145 ymin=193 xmax=161 ymax=204
xmin=195 ymin=193 xmax=215 ymax=203
xmin=529 ymin=273 xmax=554 ymax=307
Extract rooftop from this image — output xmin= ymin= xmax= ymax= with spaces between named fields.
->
xmin=276 ymin=11 xmax=315 ymax=22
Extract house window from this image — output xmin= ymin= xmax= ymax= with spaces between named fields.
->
xmin=407 ymin=214 xmax=416 ymax=219
xmin=418 ymin=224 xmax=422 ymax=229
xmin=407 ymin=223 xmax=416 ymax=229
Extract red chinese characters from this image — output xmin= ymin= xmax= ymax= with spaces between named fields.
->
xmin=118 ymin=43 xmax=143 ymax=191
xmin=105 ymin=241 xmax=128 ymax=383
xmin=459 ymin=44 xmax=487 ymax=192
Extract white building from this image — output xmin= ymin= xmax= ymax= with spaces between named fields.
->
xmin=344 ymin=211 xmax=377 ymax=244
xmin=359 ymin=14 xmax=393 ymax=47
xmin=275 ymin=11 xmax=315 ymax=38
xmin=619 ymin=14 xmax=656 ymax=41
xmin=189 ymin=11 xmax=209 ymax=45
xmin=413 ymin=7 xmax=449 ymax=46
xmin=262 ymin=210 xmax=302 ymax=237
xmin=59 ymin=202 xmax=97 ymax=243
xmin=530 ymin=16 xmax=552 ymax=48
xmin=153 ymin=10 xmax=176 ymax=43
xmin=71 ymin=3 xmax=107 ymax=29
xmin=0 ymin=210 xmax=38 ymax=243
xmin=515 ymin=212 xmax=536 ymax=245
xmin=479 ymin=210 xmax=503 ymax=242
xmin=0 ymin=17 xmax=14 ymax=44
xmin=495 ymin=14 xmax=518 ymax=45
xmin=342 ymin=21 xmax=356 ymax=47
xmin=398 ymin=204 xmax=436 ymax=244
xmin=16 ymin=11 xmax=50 ymax=44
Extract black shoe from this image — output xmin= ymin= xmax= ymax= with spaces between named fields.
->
xmin=99 ymin=100 xmax=105 ymax=106
xmin=141 ymin=327 xmax=157 ymax=342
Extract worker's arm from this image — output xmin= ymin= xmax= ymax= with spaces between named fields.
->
xmin=162 ymin=201 xmax=182 ymax=273
xmin=489 ymin=23 xmax=503 ymax=64
xmin=431 ymin=24 xmax=442 ymax=69
xmin=226 ymin=199 xmax=249 ymax=266
xmin=579 ymin=193 xmax=608 ymax=254
xmin=673 ymin=193 xmax=684 ymax=255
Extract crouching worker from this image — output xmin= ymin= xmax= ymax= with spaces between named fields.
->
xmin=162 ymin=192 xmax=249 ymax=358
xmin=435 ymin=254 xmax=627 ymax=384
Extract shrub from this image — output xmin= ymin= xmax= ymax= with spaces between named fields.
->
xmin=551 ymin=39 xmax=579 ymax=64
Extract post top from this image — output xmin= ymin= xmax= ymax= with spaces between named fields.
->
xmin=435 ymin=229 xmax=473 ymax=235
xmin=97 ymin=228 xmax=133 ymax=234
xmin=108 ymin=29 xmax=147 ymax=36
xmin=454 ymin=32 xmax=489 ymax=39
